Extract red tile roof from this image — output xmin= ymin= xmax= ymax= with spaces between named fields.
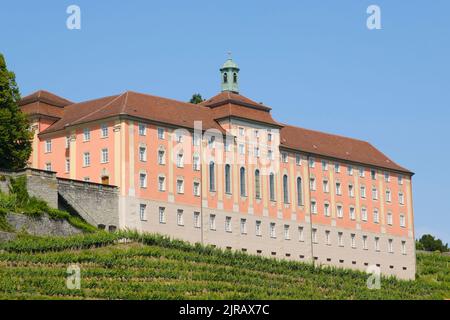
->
xmin=19 ymin=90 xmax=73 ymax=119
xmin=20 ymin=90 xmax=411 ymax=174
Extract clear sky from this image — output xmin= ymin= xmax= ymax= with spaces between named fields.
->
xmin=1 ymin=0 xmax=449 ymax=243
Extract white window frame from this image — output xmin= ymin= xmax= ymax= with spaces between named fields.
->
xmin=139 ymin=204 xmax=147 ymax=221
xmin=159 ymin=207 xmax=166 ymax=224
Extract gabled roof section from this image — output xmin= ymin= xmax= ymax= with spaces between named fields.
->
xmin=40 ymin=91 xmax=225 ymax=135
xmin=202 ymin=92 xmax=282 ymax=127
xmin=280 ymin=124 xmax=412 ymax=174
xmin=19 ymin=90 xmax=74 ymax=119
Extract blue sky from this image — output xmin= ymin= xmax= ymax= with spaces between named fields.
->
xmin=1 ymin=0 xmax=449 ymax=243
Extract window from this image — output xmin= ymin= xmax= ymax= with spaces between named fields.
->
xmin=176 ymin=152 xmax=184 ymax=168
xmin=401 ymin=241 xmax=407 ymax=255
xmin=239 ymin=127 xmax=245 ymax=136
xmin=158 ymin=176 xmax=166 ymax=191
xmin=348 ymin=165 xmax=353 ymax=176
xmin=324 ymin=203 xmax=330 ymax=217
xmin=193 ymin=181 xmax=200 ymax=197
xmin=337 ymin=205 xmax=343 ymax=218
xmin=351 ymin=234 xmax=356 ymax=248
xmin=158 ymin=150 xmax=166 ymax=165
xmin=255 ymin=220 xmax=262 ymax=236
xmin=360 ymin=186 xmax=366 ymax=198
xmin=255 ymin=170 xmax=261 ymax=199
xmin=269 ymin=173 xmax=276 ymax=201
xmin=193 ymin=133 xmax=201 ymax=146
xmin=373 ymin=209 xmax=379 ymax=223
xmin=349 ymin=207 xmax=356 ymax=220
xmin=176 ymin=179 xmax=184 ymax=194
xmin=323 ymin=180 xmax=329 ymax=193
xmin=311 ymin=200 xmax=317 ymax=214
xmin=225 ymin=216 xmax=232 ymax=232
xmin=175 ymin=132 xmax=183 ymax=143
xmin=336 ymin=182 xmax=342 ymax=195
xmin=398 ymin=174 xmax=403 ymax=185
xmin=45 ymin=140 xmax=52 ymax=153
xmin=298 ymin=226 xmax=304 ymax=242
xmin=254 ymin=147 xmax=260 ymax=158
xmin=295 ymin=154 xmax=301 ymax=165
xmin=348 ymin=184 xmax=354 ymax=197
xmin=268 ymin=132 xmax=273 ymax=142
xmin=65 ymin=136 xmax=70 ymax=148
xmin=192 ymin=154 xmax=200 ymax=171
xmin=139 ymin=204 xmax=147 ymax=221
xmin=239 ymin=144 xmax=245 ymax=155
xmin=309 ymin=157 xmax=315 ymax=168
xmin=359 ymin=167 xmax=365 ymax=177
xmin=193 ymin=212 xmax=201 ymax=228
xmin=101 ymin=124 xmax=108 ymax=138
xmin=312 ymin=228 xmax=318 ymax=243
xmin=101 ymin=148 xmax=109 ymax=163
xmin=375 ymin=237 xmax=380 ymax=251
xmin=208 ymin=136 xmax=215 ymax=148
xmin=139 ymin=173 xmax=147 ymax=188
xmin=296 ymin=177 xmax=303 ymax=205
xmin=157 ymin=127 xmax=165 ymax=139
xmin=386 ymin=190 xmax=392 ymax=202
xmin=240 ymin=167 xmax=246 ymax=196
xmin=322 ymin=160 xmax=328 ymax=171
xmin=83 ymin=177 xmax=90 ymax=182
xmin=177 ymin=210 xmax=184 ymax=226
xmin=233 ymin=73 xmax=238 ymax=83
xmin=83 ymin=152 xmax=91 ymax=167
xmin=399 ymin=192 xmax=405 ymax=205
xmin=223 ymin=73 xmax=228 ymax=83
xmin=269 ymin=223 xmax=276 ymax=238
xmin=372 ymin=187 xmax=378 ymax=200
xmin=284 ymin=225 xmax=290 ymax=240
xmin=325 ymin=230 xmax=331 ymax=245
xmin=283 ymin=174 xmax=289 ymax=204
xmin=225 ymin=164 xmax=231 ymax=194
xmin=139 ymin=146 xmax=147 ymax=162
xmin=65 ymin=158 xmax=70 ymax=173
xmin=281 ymin=152 xmax=288 ymax=163
xmin=361 ymin=207 xmax=368 ymax=221
xmin=400 ymin=215 xmax=406 ymax=228
xmin=338 ymin=232 xmax=344 ymax=247
xmin=363 ymin=235 xmax=368 ymax=250
xmin=371 ymin=169 xmax=377 ymax=180
xmin=267 ymin=149 xmax=274 ymax=160
xmin=138 ymin=123 xmax=146 ymax=136
xmin=209 ymin=214 xmax=216 ymax=230
xmin=334 ymin=163 xmax=340 ymax=173
xmin=388 ymin=239 xmax=394 ymax=253
xmin=45 ymin=162 xmax=52 ymax=171
xmin=83 ymin=128 xmax=90 ymax=141
xmin=240 ymin=219 xmax=247 ymax=234
xmin=159 ymin=207 xmax=166 ymax=224
xmin=384 ymin=172 xmax=390 ymax=182
xmin=309 ymin=177 xmax=316 ymax=191
xmin=209 ymin=162 xmax=215 ymax=192
xmin=387 ymin=212 xmax=393 ymax=225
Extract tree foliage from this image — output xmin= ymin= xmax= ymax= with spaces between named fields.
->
xmin=0 ymin=53 xmax=32 ymax=170
xmin=416 ymin=234 xmax=448 ymax=252
xmin=189 ymin=93 xmax=204 ymax=104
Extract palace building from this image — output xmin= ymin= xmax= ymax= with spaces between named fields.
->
xmin=19 ymin=58 xmax=416 ymax=279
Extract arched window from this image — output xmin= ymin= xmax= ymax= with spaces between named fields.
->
xmin=223 ymin=73 xmax=228 ymax=83
xmin=255 ymin=169 xmax=261 ymax=199
xmin=269 ymin=173 xmax=275 ymax=201
xmin=233 ymin=72 xmax=237 ymax=83
xmin=209 ymin=161 xmax=215 ymax=192
xmin=283 ymin=174 xmax=289 ymax=204
xmin=240 ymin=167 xmax=246 ymax=197
xmin=225 ymin=164 xmax=231 ymax=194
xmin=297 ymin=177 xmax=303 ymax=205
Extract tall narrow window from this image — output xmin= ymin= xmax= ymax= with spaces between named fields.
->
xmin=296 ymin=177 xmax=303 ymax=205
xmin=225 ymin=164 xmax=231 ymax=194
xmin=139 ymin=204 xmax=147 ymax=221
xmin=240 ymin=167 xmax=246 ymax=196
xmin=255 ymin=169 xmax=261 ymax=199
xmin=283 ymin=175 xmax=289 ymax=204
xmin=101 ymin=124 xmax=108 ymax=138
xmin=209 ymin=161 xmax=215 ymax=192
xmin=269 ymin=173 xmax=275 ymax=201
xmin=192 ymin=154 xmax=200 ymax=171
xmin=45 ymin=140 xmax=52 ymax=153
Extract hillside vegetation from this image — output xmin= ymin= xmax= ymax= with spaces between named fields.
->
xmin=0 ymin=231 xmax=448 ymax=300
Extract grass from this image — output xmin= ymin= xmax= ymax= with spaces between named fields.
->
xmin=0 ymin=231 xmax=448 ymax=300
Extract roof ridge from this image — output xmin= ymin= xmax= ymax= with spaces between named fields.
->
xmin=282 ymin=123 xmax=370 ymax=144
xmin=127 ymin=90 xmax=212 ymax=111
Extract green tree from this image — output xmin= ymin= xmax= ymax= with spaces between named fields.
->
xmin=417 ymin=234 xmax=448 ymax=252
xmin=189 ymin=93 xmax=204 ymax=104
xmin=0 ymin=53 xmax=32 ymax=170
